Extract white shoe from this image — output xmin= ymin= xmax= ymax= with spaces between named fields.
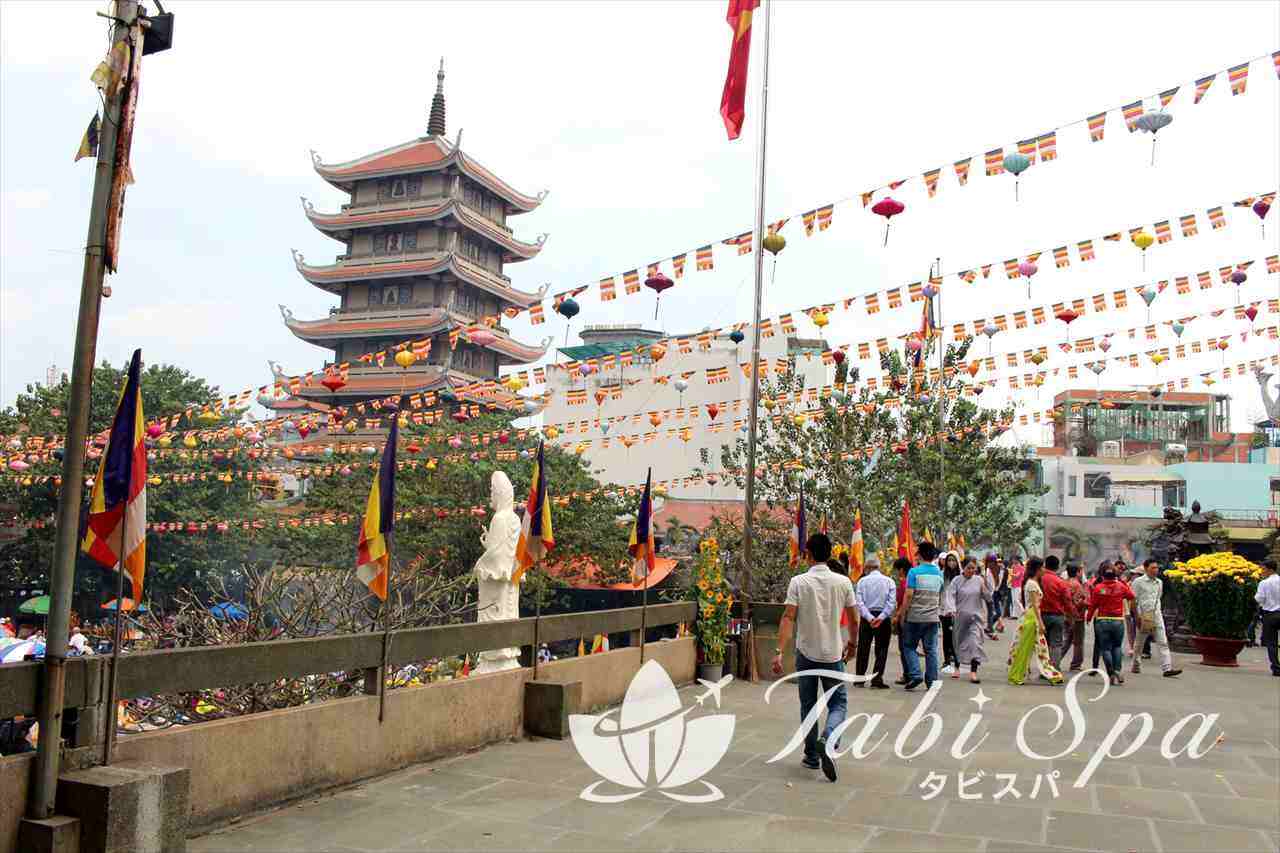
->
xmin=941 ymin=664 xmax=955 ymax=674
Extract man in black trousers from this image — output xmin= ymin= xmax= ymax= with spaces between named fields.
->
xmin=853 ymin=555 xmax=896 ymax=689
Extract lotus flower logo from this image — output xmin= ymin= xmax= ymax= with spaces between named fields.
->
xmin=569 ymin=660 xmax=735 ymax=804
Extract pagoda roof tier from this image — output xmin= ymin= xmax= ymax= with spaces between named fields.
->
xmin=302 ymin=198 xmax=545 ymax=262
xmin=290 ymin=249 xmax=547 ymax=309
xmin=310 ymin=136 xmax=545 ymax=213
xmin=284 ymin=365 xmax=521 ymax=408
xmin=259 ymin=396 xmax=333 ymax=414
xmin=281 ymin=306 xmax=551 ymax=364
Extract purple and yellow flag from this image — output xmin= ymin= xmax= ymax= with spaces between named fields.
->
xmin=83 ymin=349 xmax=148 ymax=600
xmin=355 ymin=409 xmax=399 ymax=600
xmin=513 ymin=442 xmax=553 ymax=583
xmin=628 ymin=468 xmax=656 ymax=582
xmin=1193 ymin=74 xmax=1215 ymax=103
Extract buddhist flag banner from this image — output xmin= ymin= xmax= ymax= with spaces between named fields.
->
xmin=1158 ymin=87 xmax=1179 ymax=108
xmin=848 ymin=506 xmax=865 ymax=581
xmin=788 ymin=485 xmax=806 ymax=568
xmin=1273 ymin=50 xmax=1280 ymax=79
xmin=513 ymin=442 xmax=553 ymax=584
xmin=355 ymin=408 xmax=398 ymax=600
xmin=696 ymin=244 xmax=715 ymax=270
xmin=628 ymin=469 xmax=656 ymax=580
xmin=984 ymin=149 xmax=1004 ymax=176
xmin=1122 ymin=101 xmax=1144 ymax=132
xmin=953 ymin=158 xmax=971 ymax=185
xmin=720 ymin=0 xmax=760 ymax=140
xmin=1194 ymin=74 xmax=1215 ymax=103
xmin=599 ymin=277 xmax=617 ymax=301
xmin=816 ymin=205 xmax=834 ymax=231
xmin=923 ymin=168 xmax=941 ymax=197
xmin=82 ymin=349 xmax=148 ymax=600
xmin=623 ymin=269 xmax=641 ymax=294
xmin=1053 ymin=246 xmax=1070 ymax=268
xmin=75 ymin=113 xmax=100 ymax=162
xmin=802 ymin=209 xmax=817 ymax=235
xmin=672 ymin=253 xmax=687 ymax=278
xmin=1207 ymin=206 xmax=1226 ymax=229
xmin=1087 ymin=112 xmax=1106 ymax=142
xmin=1037 ymin=132 xmax=1057 ymax=161
xmin=1154 ymin=220 xmax=1172 ymax=244
xmin=1180 ymin=214 xmax=1198 ymax=237
xmin=1228 ymin=62 xmax=1249 ymax=95
xmin=724 ymin=232 xmax=752 ymax=255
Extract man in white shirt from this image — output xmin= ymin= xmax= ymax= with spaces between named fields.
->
xmin=1256 ymin=559 xmax=1280 ymax=677
xmin=1130 ymin=559 xmax=1181 ymax=678
xmin=854 ymin=556 xmax=895 ymax=689
xmin=772 ymin=533 xmax=858 ymax=782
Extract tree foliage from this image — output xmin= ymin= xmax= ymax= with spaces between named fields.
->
xmin=712 ymin=337 xmax=1046 ymax=558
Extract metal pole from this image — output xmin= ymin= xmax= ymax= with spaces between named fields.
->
xmin=532 ymin=586 xmax=541 ymax=681
xmin=739 ymin=0 xmax=773 ymax=683
xmin=102 ymin=496 xmax=129 ymax=766
xmin=30 ymin=0 xmax=137 ymax=818
xmin=639 ymin=575 xmax=648 ymax=664
xmin=936 ymin=258 xmax=944 ymax=527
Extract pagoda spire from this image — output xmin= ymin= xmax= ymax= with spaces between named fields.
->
xmin=427 ymin=58 xmax=446 ymax=138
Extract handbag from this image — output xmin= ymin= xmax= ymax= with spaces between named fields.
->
xmin=1139 ymin=611 xmax=1157 ymax=633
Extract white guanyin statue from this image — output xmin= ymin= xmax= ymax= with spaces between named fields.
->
xmin=472 ymin=471 xmax=523 ymax=673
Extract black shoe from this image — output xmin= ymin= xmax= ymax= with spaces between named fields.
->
xmin=869 ymin=680 xmax=890 ymax=690
xmin=802 ymin=756 xmax=820 ymax=769
xmin=1142 ymin=653 xmax=1152 ymax=660
xmin=903 ymin=678 xmax=923 ymax=691
xmin=1163 ymin=669 xmax=1182 ymax=678
xmin=816 ymin=737 xmax=837 ymax=782
xmin=1087 ymin=671 xmax=1098 ymax=677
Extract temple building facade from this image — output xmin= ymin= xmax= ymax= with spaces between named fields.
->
xmin=269 ymin=62 xmax=550 ymax=415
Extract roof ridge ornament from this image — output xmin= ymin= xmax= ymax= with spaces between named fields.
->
xmin=309 ymin=149 xmax=322 ymax=167
xmin=299 ymin=195 xmax=313 ymax=212
xmin=537 ymin=282 xmax=550 ymax=297
xmin=290 ymin=248 xmax=305 ymax=267
xmin=427 ymin=58 xmax=447 ymax=137
xmin=536 ymin=233 xmax=548 ymax=247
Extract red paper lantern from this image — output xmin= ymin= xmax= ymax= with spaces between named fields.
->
xmin=870 ymin=197 xmax=905 ymax=246
xmin=321 ymin=374 xmax=346 ymax=392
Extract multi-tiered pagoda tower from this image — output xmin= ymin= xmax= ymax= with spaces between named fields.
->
xmin=271 ymin=62 xmax=550 ymax=413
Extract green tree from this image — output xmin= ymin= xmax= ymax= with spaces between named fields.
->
xmin=713 ymin=336 xmax=1046 ymax=563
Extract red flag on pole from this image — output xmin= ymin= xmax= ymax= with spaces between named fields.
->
xmin=897 ymin=499 xmax=916 ymax=566
xmin=720 ymin=0 xmax=760 ymax=140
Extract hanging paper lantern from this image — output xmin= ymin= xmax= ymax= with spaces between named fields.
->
xmin=469 ymin=329 xmax=496 ymax=347
xmin=183 ymin=434 xmax=198 ymax=448
xmin=146 ymin=423 xmax=164 ymax=439
xmin=729 ymin=329 xmax=745 ymax=344
xmin=321 ymin=374 xmax=346 ymax=392
xmin=678 ymin=428 xmax=693 ymax=444
xmin=1033 ymin=375 xmax=1045 ymax=387
xmin=1002 ymin=152 xmax=1031 ymax=200
xmin=342 ymin=421 xmax=357 ymax=434
xmin=870 ymin=197 xmax=905 ymax=246
xmin=810 ymin=309 xmax=829 ymax=329
xmin=545 ymin=426 xmax=560 ymax=440
xmin=448 ymin=435 xmax=463 ymax=448
xmin=1016 ymin=261 xmax=1039 ymax=298
xmin=8 ymin=459 xmax=29 ymax=472
xmin=395 ymin=349 xmax=416 ymax=369
xmin=649 ymin=343 xmax=667 ymax=362
xmin=452 ymin=410 xmax=468 ymax=423
xmin=644 ymin=271 xmax=674 ymax=320
xmin=1150 ymin=386 xmax=1163 ymax=399
xmin=831 ymin=350 xmax=845 ymax=365
xmin=283 ymin=448 xmax=295 ymax=460
xmin=1230 ymin=269 xmax=1247 ymax=286
xmin=906 ymin=336 xmax=923 ymax=353
xmin=706 ymin=403 xmax=720 ymax=420
xmin=922 ymin=282 xmax=939 ymax=300
xmin=620 ymin=436 xmax=635 ymax=448
xmin=792 ymin=413 xmax=805 ymax=427
xmin=600 ymin=422 xmax=610 ymax=435
xmin=966 ymin=361 xmax=980 ymax=378
xmin=1131 ymin=230 xmax=1155 ymax=270
xmin=648 ymin=412 xmax=663 ymax=428
xmin=763 ymin=397 xmax=776 ymax=411
xmin=674 ymin=378 xmax=689 ymax=394
xmin=762 ymin=233 xmax=786 ymax=255
xmin=362 ymin=444 xmax=378 ymax=455
xmin=1245 ymin=305 xmax=1259 ymax=323
xmin=706 ymin=472 xmax=719 ymax=486
xmin=556 ymin=297 xmax=580 ymax=320
xmin=322 ymin=446 xmax=334 ymax=457
xmin=1100 ymin=399 xmax=1116 ymax=409
xmin=579 ymin=362 xmax=595 ymax=377
xmin=406 ymin=442 xmax=422 ymax=454
xmin=1029 ymin=352 xmax=1046 ymax=366
xmin=1150 ymin=353 xmax=1166 ymax=366
xmin=1217 ymin=339 xmax=1229 ymax=351
xmin=339 ymin=465 xmax=352 ymax=477
xmin=297 ymin=424 xmax=310 ymax=439
xmin=594 ymin=389 xmax=607 ymax=406
xmin=1134 ymin=111 xmax=1173 ymax=165
xmin=982 ymin=322 xmax=999 ymax=340
xmin=1098 ymin=338 xmax=1112 ymax=353
xmin=1203 ymin=376 xmax=1216 ymax=386
xmin=1090 ymin=363 xmax=1106 ymax=376
xmin=1253 ymin=198 xmax=1272 ymax=237
xmin=1166 ymin=321 xmax=1184 ymax=339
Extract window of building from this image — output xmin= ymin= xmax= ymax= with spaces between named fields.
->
xmin=1067 ymin=475 xmax=1078 ymax=497
xmin=1271 ymin=479 xmax=1280 ymax=506
xmin=390 ymin=178 xmax=406 ymax=199
xmin=461 ymin=235 xmax=484 ymax=265
xmin=386 ymin=232 xmax=402 ymax=254
xmin=372 ymin=233 xmax=387 ymax=255
xmin=406 ymin=175 xmax=422 ymax=199
xmin=1083 ymin=472 xmax=1109 ymax=499
xmin=1164 ymin=482 xmax=1187 ymax=508
xmin=403 ymin=229 xmax=417 ymax=251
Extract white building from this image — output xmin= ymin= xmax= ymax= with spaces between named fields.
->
xmin=540 ymin=324 xmax=832 ymax=498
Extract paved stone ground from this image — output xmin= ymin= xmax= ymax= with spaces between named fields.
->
xmin=192 ymin=641 xmax=1279 ymax=852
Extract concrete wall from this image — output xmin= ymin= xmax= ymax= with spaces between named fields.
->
xmin=0 ymin=638 xmax=693 ymax=849
xmin=1167 ymin=461 xmax=1279 ymax=512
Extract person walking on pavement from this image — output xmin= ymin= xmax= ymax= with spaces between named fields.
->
xmin=1058 ymin=563 xmax=1089 ymax=672
xmin=1087 ymin=563 xmax=1134 ymax=686
xmin=1038 ymin=555 xmax=1071 ymax=669
xmin=854 ymin=555 xmax=895 ymax=689
xmin=895 ymin=541 xmax=944 ymax=690
xmin=949 ymin=556 xmax=992 ymax=683
xmin=773 ymin=533 xmax=858 ymax=781
xmin=1254 ymin=560 xmax=1280 ymax=677
xmin=1130 ymin=558 xmax=1182 ymax=678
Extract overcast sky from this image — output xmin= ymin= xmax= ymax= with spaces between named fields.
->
xmin=2 ymin=1 xmax=1277 ymax=439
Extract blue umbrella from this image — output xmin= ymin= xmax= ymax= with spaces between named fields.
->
xmin=209 ymin=602 xmax=248 ymax=621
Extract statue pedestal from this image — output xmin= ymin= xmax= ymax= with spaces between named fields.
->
xmin=474 ymin=647 xmax=521 ymax=674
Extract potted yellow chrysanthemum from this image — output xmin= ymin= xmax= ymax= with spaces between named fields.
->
xmin=1164 ymin=552 xmax=1264 ymax=667
xmin=692 ymin=537 xmax=733 ymax=682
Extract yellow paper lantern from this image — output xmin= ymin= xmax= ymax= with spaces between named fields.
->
xmin=762 ymin=233 xmax=786 ymax=255
xmin=1131 ymin=231 xmax=1154 ymax=251
xmin=183 ymin=434 xmax=198 ymax=448
xmin=1150 ymin=353 xmax=1165 ymax=366
xmin=810 ymin=309 xmax=829 ymax=329
xmin=545 ymin=426 xmax=559 ymax=440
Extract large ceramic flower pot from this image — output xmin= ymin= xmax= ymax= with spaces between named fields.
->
xmin=698 ymin=662 xmax=724 ymax=683
xmin=1191 ymin=635 xmax=1246 ymax=667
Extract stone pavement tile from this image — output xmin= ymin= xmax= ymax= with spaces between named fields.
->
xmin=807 ymin=762 xmax=917 ymax=795
xmin=726 ymin=778 xmax=857 ymax=819
xmin=1189 ymin=793 xmax=1280 ymax=831
xmin=935 ymin=801 xmax=1045 ymax=843
xmin=632 ymin=804 xmax=771 ymax=850
xmin=441 ymin=779 xmax=579 ymax=823
xmin=545 ymin=830 xmax=668 ymax=852
xmin=1243 ymin=755 xmax=1280 ymax=778
xmin=1048 ymin=759 xmax=1138 ymax=789
xmin=858 ymin=828 xmax=984 ymax=851
xmin=444 ymin=745 xmax=585 ymax=784
xmin=1149 ymin=819 xmax=1276 ymax=852
xmin=347 ymin=768 xmax=502 ymax=804
xmin=414 ymin=816 xmax=563 ymax=851
xmin=1136 ymin=764 xmax=1236 ymax=795
xmin=1219 ymin=771 xmax=1280 ymax=797
xmin=842 ymin=796 xmax=953 ymax=833
xmin=753 ymin=815 xmax=870 ymax=851
xmin=1091 ymin=785 xmax=1196 ymax=822
xmin=1044 ymin=810 xmax=1154 ymax=851
xmin=529 ymin=795 xmax=674 ymax=836
xmin=984 ymin=843 xmax=1101 ymax=853
xmin=1171 ymin=745 xmax=1270 ymax=774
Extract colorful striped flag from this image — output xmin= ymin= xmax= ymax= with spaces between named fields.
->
xmin=1017 ymin=138 xmax=1038 ymax=163
xmin=599 ymin=278 xmax=617 ymax=301
xmin=984 ymin=148 xmax=1004 ymax=176
xmin=923 ymin=168 xmax=941 ymax=198
xmin=1087 ymin=112 xmax=1106 ymax=142
xmin=696 ymin=245 xmax=714 ymax=270
xmin=672 ymin=253 xmax=687 ymax=278
xmin=1122 ymin=101 xmax=1144 ymax=132
xmin=82 ymin=349 xmax=148 ymax=600
xmin=628 ymin=469 xmax=656 ymax=581
xmin=788 ymin=485 xmax=806 ymax=568
xmin=1273 ymin=50 xmax=1280 ymax=80
xmin=1158 ymin=87 xmax=1179 ymax=108
xmin=816 ymin=205 xmax=834 ymax=231
xmin=724 ymin=232 xmax=752 ymax=255
xmin=953 ymin=158 xmax=971 ymax=185
xmin=1180 ymin=214 xmax=1198 ymax=237
xmin=1193 ymin=74 xmax=1215 ymax=103
xmin=1154 ymin=220 xmax=1172 ymax=244
xmin=1207 ymin=206 xmax=1226 ymax=230
xmin=1053 ymin=246 xmax=1070 ymax=268
xmin=513 ymin=442 xmax=554 ymax=583
xmin=1228 ymin=62 xmax=1249 ymax=95
xmin=623 ymin=269 xmax=640 ymax=293
xmin=355 ymin=406 xmax=399 ymax=600
xmin=1037 ymin=131 xmax=1057 ymax=162
xmin=802 ymin=209 xmax=817 ymax=235
xmin=75 ymin=113 xmax=100 ymax=162
xmin=848 ymin=506 xmax=864 ymax=581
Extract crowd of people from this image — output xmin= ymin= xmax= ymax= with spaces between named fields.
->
xmin=769 ymin=533 xmax=1280 ymax=782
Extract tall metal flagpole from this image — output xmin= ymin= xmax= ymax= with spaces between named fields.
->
xmin=102 ymin=500 xmax=129 ymax=766
xmin=935 ymin=258 xmax=944 ymax=526
xmin=739 ymin=0 xmax=773 ymax=683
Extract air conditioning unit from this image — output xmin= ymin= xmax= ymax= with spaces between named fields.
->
xmin=1100 ymin=441 xmax=1121 ymax=458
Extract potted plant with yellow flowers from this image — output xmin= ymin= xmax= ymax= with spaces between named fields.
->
xmin=1164 ymin=552 xmax=1264 ymax=666
xmin=693 ymin=537 xmax=733 ymax=682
